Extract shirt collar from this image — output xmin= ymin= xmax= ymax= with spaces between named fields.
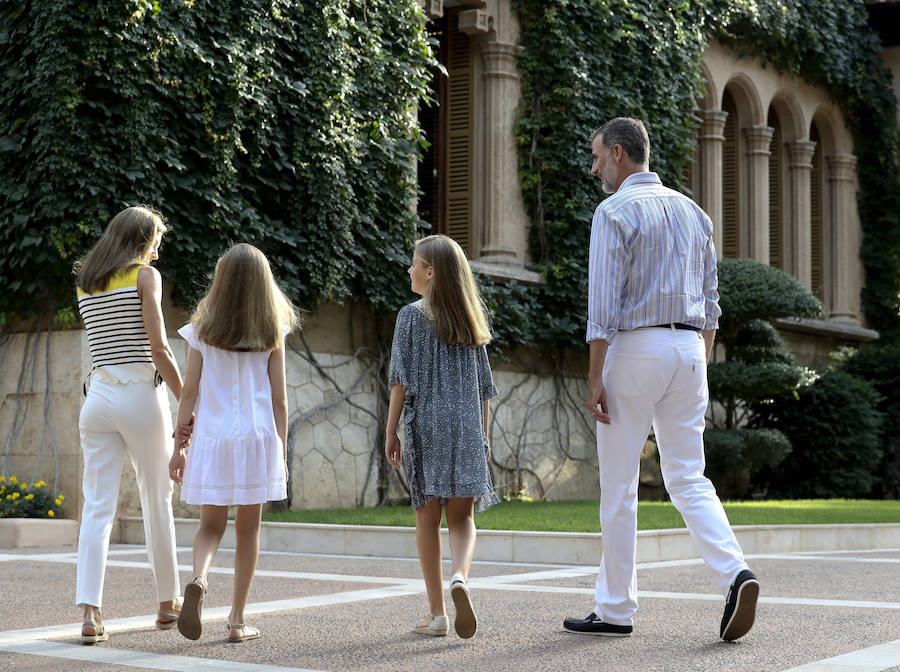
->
xmin=617 ymin=171 xmax=661 ymax=192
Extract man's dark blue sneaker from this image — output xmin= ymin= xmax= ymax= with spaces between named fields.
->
xmin=720 ymin=569 xmax=759 ymax=641
xmin=563 ymin=612 xmax=632 ymax=637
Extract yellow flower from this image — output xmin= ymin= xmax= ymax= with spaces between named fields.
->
xmin=0 ymin=486 xmax=5 ymax=493
xmin=47 ymin=510 xmax=55 ymax=517
xmin=5 ymin=494 xmax=10 ymax=500
xmin=20 ymin=483 xmax=27 ymax=490
xmin=11 ymin=492 xmax=20 ymax=500
xmin=59 ymin=494 xmax=65 ymax=500
xmin=10 ymin=476 xmax=18 ymax=484
xmin=0 ymin=476 xmax=5 ymax=482
xmin=25 ymin=494 xmax=34 ymax=500
xmin=55 ymin=499 xmax=62 ymax=505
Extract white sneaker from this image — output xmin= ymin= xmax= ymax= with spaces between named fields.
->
xmin=450 ymin=573 xmax=477 ymax=638
xmin=413 ymin=614 xmax=449 ymax=636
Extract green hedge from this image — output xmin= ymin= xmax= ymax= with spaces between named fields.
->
xmin=753 ymin=370 xmax=884 ymax=498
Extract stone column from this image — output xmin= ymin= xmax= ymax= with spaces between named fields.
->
xmin=699 ymin=109 xmax=727 ymax=254
xmin=826 ymin=154 xmax=860 ymax=322
xmin=478 ymin=40 xmax=526 ymax=264
xmin=786 ymin=140 xmax=817 ymax=290
xmin=742 ymin=125 xmax=774 ymax=263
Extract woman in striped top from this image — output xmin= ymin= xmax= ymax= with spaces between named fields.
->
xmin=74 ymin=206 xmax=185 ymax=644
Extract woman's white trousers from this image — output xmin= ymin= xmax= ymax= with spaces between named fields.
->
xmin=76 ymin=373 xmax=180 ymax=608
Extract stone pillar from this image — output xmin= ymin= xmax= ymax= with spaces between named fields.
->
xmin=786 ymin=140 xmax=817 ymax=290
xmin=699 ymin=109 xmax=727 ymax=254
xmin=742 ymin=125 xmax=774 ymax=263
xmin=826 ymin=154 xmax=860 ymax=322
xmin=478 ymin=40 xmax=526 ymax=264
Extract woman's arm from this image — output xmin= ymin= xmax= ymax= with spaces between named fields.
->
xmin=169 ymin=347 xmax=202 ymax=484
xmin=384 ymin=383 xmax=405 ymax=469
xmin=137 ymin=266 xmax=183 ymax=401
xmin=268 ymin=343 xmax=288 ymax=454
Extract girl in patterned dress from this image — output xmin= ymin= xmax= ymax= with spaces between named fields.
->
xmin=385 ymin=234 xmax=499 ymax=639
xmin=168 ymin=243 xmax=298 ymax=643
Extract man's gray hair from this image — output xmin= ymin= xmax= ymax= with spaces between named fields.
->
xmin=591 ymin=117 xmax=650 ymax=166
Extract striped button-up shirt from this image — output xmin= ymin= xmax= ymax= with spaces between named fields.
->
xmin=586 ymin=171 xmax=721 ymax=343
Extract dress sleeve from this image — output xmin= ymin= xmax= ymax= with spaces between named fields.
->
xmin=476 ymin=345 xmax=499 ymax=402
xmin=388 ymin=306 xmax=415 ymax=392
xmin=177 ymin=323 xmax=201 ymax=351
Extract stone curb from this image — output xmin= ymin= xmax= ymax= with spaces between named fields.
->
xmin=116 ymin=517 xmax=900 ymax=565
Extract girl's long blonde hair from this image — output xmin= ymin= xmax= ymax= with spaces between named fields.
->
xmin=75 ymin=206 xmax=167 ymax=293
xmin=415 ymin=235 xmax=491 ymax=347
xmin=192 ymin=243 xmax=300 ymax=351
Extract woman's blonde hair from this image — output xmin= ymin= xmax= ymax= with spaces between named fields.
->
xmin=415 ymin=234 xmax=491 ymax=347
xmin=192 ymin=243 xmax=300 ymax=352
xmin=75 ymin=206 xmax=167 ymax=293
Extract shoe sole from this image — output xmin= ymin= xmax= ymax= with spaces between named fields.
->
xmin=721 ymin=578 xmax=759 ymax=641
xmin=79 ymin=633 xmax=109 ymax=645
xmin=178 ymin=583 xmax=204 ymax=641
xmin=412 ymin=627 xmax=448 ymax=637
xmin=563 ymin=627 xmax=632 ymax=637
xmin=451 ymin=582 xmax=477 ymax=639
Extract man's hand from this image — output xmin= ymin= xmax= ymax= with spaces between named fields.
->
xmin=586 ymin=379 xmax=611 ymax=425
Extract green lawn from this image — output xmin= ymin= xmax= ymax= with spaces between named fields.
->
xmin=262 ymin=499 xmax=900 ymax=532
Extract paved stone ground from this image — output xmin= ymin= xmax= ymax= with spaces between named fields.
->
xmin=0 ymin=544 xmax=898 ymax=671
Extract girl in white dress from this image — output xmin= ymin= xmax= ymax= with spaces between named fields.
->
xmin=168 ymin=243 xmax=299 ymax=643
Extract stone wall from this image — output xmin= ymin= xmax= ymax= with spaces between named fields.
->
xmin=0 ymin=324 xmax=609 ymax=523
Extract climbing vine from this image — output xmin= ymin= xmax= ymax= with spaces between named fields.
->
xmin=512 ymin=0 xmax=900 ymax=348
xmin=0 ymin=0 xmax=433 ymax=319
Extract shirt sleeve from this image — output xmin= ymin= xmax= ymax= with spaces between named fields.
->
xmin=476 ymin=345 xmax=499 ymax=403
xmin=177 ymin=323 xmax=201 ymax=351
xmin=702 ymin=230 xmax=722 ymax=330
xmin=586 ymin=205 xmax=626 ymax=343
xmin=388 ymin=306 xmax=415 ymax=393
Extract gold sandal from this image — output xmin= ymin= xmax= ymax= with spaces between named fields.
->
xmin=227 ymin=622 xmax=260 ymax=643
xmin=80 ymin=618 xmax=108 ymax=645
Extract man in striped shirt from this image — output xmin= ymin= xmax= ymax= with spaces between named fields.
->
xmin=563 ymin=118 xmax=759 ymax=641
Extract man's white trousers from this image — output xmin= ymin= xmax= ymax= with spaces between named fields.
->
xmin=76 ymin=373 xmax=180 ymax=608
xmin=593 ymin=328 xmax=748 ymax=626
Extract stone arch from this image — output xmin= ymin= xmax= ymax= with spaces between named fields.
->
xmin=721 ymin=72 xmax=765 ymax=126
xmin=697 ymin=60 xmax=718 ymax=111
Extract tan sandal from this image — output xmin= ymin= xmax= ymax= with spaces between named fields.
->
xmin=227 ymin=623 xmax=260 ymax=643
xmin=80 ymin=618 xmax=108 ymax=645
xmin=156 ymin=607 xmax=181 ymax=630
xmin=177 ymin=577 xmax=206 ymax=640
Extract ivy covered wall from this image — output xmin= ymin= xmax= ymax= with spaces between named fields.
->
xmin=0 ymin=0 xmax=432 ymax=320
xmin=512 ymin=0 xmax=900 ymax=348
xmin=1 ymin=0 xmax=898 ymax=351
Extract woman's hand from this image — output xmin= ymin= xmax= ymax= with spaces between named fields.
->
xmin=169 ymin=449 xmax=186 ymax=485
xmin=385 ymin=433 xmax=402 ymax=470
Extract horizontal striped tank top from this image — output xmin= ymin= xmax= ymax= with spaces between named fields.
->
xmin=77 ymin=266 xmax=153 ymax=368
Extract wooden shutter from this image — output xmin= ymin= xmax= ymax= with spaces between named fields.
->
xmin=445 ymin=10 xmax=471 ymax=254
xmin=417 ymin=16 xmax=447 ymax=233
xmin=722 ymin=91 xmax=739 ymax=258
xmin=768 ymin=110 xmax=782 ymax=269
xmin=810 ymin=124 xmax=824 ymax=300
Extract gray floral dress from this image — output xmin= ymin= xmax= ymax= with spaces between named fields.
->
xmin=389 ymin=299 xmax=500 ymax=513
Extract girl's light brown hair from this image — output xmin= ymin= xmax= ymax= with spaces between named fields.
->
xmin=415 ymin=234 xmax=491 ymax=347
xmin=75 ymin=206 xmax=167 ymax=293
xmin=192 ymin=243 xmax=300 ymax=352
